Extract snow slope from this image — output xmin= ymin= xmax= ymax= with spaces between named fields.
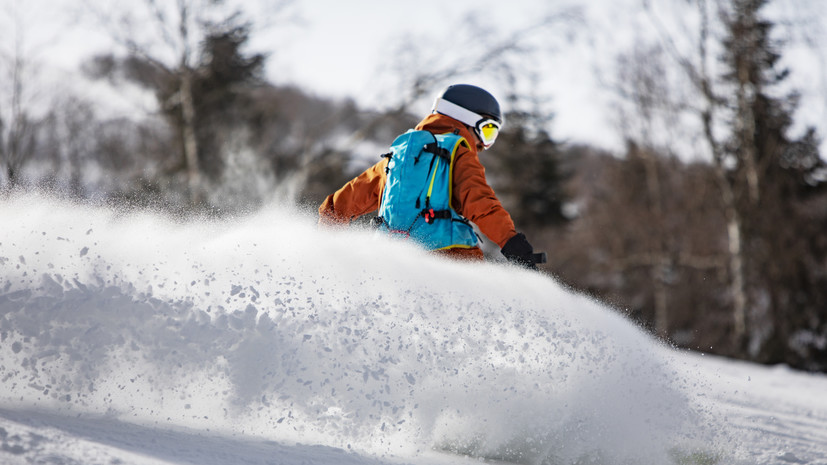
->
xmin=1 ymin=194 xmax=826 ymax=465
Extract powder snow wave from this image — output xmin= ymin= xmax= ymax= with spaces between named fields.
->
xmin=0 ymin=194 xmax=712 ymax=464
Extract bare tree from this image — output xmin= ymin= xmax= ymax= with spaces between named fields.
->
xmin=694 ymin=0 xmax=749 ymax=348
xmin=612 ymin=43 xmax=674 ymax=337
xmin=48 ymin=96 xmax=97 ymax=196
xmin=84 ymin=0 xmax=209 ymax=203
xmin=0 ymin=1 xmax=42 ymax=190
xmin=634 ymin=0 xmax=827 ymax=363
xmin=635 ymin=0 xmax=751 ymax=349
xmin=81 ymin=0 xmax=293 ymax=206
xmin=350 ymin=7 xmax=583 ymax=145
xmin=609 ymin=33 xmax=742 ymax=340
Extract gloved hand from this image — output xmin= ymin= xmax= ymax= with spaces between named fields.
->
xmin=501 ymin=232 xmax=537 ymax=269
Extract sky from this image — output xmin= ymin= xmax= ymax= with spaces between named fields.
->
xmin=264 ymin=0 xmax=551 ymax=98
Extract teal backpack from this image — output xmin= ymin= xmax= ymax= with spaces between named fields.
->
xmin=375 ymin=129 xmax=479 ymax=250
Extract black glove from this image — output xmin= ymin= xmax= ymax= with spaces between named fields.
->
xmin=501 ymin=233 xmax=536 ymax=269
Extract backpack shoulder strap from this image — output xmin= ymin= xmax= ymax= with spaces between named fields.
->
xmin=434 ymin=132 xmax=468 ymax=157
xmin=433 ymin=132 xmax=468 ymax=201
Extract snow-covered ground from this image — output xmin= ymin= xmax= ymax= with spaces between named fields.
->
xmin=1 ymin=194 xmax=826 ymax=465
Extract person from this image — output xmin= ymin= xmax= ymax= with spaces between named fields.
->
xmin=318 ymin=84 xmax=539 ymax=268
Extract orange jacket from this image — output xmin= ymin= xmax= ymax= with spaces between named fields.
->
xmin=319 ymin=113 xmax=517 ymax=256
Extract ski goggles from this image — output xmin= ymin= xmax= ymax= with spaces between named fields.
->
xmin=432 ymin=98 xmax=503 ymax=149
xmin=475 ymin=119 xmax=501 ymax=149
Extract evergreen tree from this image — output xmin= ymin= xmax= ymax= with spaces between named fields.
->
xmin=720 ymin=0 xmax=827 ymax=368
xmin=488 ymin=108 xmax=571 ymax=229
xmin=86 ymin=19 xmax=267 ymax=210
xmin=192 ymin=22 xmax=266 ymax=181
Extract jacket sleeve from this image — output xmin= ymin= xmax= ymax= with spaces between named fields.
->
xmin=319 ymin=160 xmax=386 ymax=225
xmin=451 ymin=147 xmax=517 ymax=248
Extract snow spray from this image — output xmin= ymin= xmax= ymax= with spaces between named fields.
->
xmin=0 ymin=194 xmax=714 ymax=464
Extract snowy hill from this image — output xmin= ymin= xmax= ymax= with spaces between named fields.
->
xmin=1 ymin=195 xmax=826 ymax=465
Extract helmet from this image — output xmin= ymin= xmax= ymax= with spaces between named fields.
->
xmin=431 ymin=84 xmax=504 ymax=149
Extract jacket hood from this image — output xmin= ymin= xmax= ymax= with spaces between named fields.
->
xmin=414 ymin=113 xmax=480 ymax=153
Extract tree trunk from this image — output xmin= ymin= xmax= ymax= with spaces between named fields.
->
xmin=180 ymin=71 xmax=201 ymax=204
xmin=697 ymin=0 xmax=748 ymax=353
xmin=639 ymin=147 xmax=670 ymax=338
xmin=733 ymin=5 xmax=761 ymax=206
xmin=6 ymin=165 xmax=17 ymax=189
xmin=705 ymin=122 xmax=748 ymax=352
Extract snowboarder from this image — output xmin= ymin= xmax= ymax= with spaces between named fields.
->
xmin=319 ymin=84 xmax=541 ymax=269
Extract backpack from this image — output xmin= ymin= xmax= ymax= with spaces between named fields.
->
xmin=375 ymin=129 xmax=479 ymax=250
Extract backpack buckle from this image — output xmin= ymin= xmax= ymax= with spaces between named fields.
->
xmin=421 ymin=208 xmax=452 ymax=224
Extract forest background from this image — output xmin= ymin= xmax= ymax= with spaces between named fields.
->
xmin=1 ymin=0 xmax=826 ymax=372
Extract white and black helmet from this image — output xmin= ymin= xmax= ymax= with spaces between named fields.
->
xmin=432 ymin=84 xmax=504 ymax=149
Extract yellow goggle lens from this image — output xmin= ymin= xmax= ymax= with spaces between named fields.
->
xmin=480 ymin=123 xmax=499 ymax=141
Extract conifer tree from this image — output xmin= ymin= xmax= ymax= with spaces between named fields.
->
xmin=488 ymin=108 xmax=571 ymax=229
xmin=719 ymin=0 xmax=827 ymax=367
